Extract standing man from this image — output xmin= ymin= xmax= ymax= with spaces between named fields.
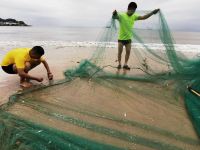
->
xmin=113 ymin=2 xmax=159 ymax=70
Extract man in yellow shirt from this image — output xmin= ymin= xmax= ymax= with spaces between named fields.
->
xmin=112 ymin=2 xmax=159 ymax=70
xmin=1 ymin=46 xmax=53 ymax=87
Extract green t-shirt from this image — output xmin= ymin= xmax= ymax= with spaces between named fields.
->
xmin=118 ymin=12 xmax=139 ymax=40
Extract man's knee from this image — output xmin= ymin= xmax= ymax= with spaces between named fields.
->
xmin=24 ymin=61 xmax=41 ymax=72
xmin=24 ymin=62 xmax=31 ymax=72
xmin=126 ymin=50 xmax=130 ymax=55
xmin=125 ymin=48 xmax=131 ymax=54
xmin=12 ymin=64 xmax=18 ymax=73
xmin=125 ymin=45 xmax=131 ymax=54
xmin=118 ymin=46 xmax=123 ymax=54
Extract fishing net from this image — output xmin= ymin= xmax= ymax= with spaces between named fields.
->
xmin=0 ymin=11 xmax=200 ymax=150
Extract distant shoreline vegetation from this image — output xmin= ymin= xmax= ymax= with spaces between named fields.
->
xmin=0 ymin=18 xmax=30 ymax=26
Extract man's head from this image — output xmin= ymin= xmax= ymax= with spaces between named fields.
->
xmin=127 ymin=2 xmax=137 ymax=16
xmin=29 ymin=46 xmax=44 ymax=59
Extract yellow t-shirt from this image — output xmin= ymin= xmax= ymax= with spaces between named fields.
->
xmin=118 ymin=12 xmax=139 ymax=40
xmin=1 ymin=48 xmax=45 ymax=69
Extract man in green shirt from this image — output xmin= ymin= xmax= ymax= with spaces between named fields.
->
xmin=112 ymin=2 xmax=159 ymax=70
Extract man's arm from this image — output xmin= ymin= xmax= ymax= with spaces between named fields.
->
xmin=17 ymin=69 xmax=43 ymax=82
xmin=42 ymin=60 xmax=53 ymax=80
xmin=137 ymin=9 xmax=159 ymax=20
xmin=112 ymin=10 xmax=119 ymax=19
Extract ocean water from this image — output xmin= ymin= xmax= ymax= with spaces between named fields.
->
xmin=0 ymin=26 xmax=102 ymax=41
xmin=0 ymin=26 xmax=200 ymax=53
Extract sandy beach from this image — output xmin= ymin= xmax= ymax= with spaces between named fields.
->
xmin=0 ymin=44 xmax=185 ymax=104
xmin=0 ymin=46 xmax=93 ymax=105
xmin=0 ymin=44 xmax=199 ymax=149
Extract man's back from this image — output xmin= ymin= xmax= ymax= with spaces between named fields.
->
xmin=1 ymin=48 xmax=30 ymax=68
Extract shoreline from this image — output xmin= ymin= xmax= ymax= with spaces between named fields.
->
xmin=0 ymin=41 xmax=199 ymax=53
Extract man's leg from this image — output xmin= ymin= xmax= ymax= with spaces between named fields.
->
xmin=13 ymin=61 xmax=40 ymax=79
xmin=118 ymin=42 xmax=123 ymax=68
xmin=12 ymin=64 xmax=25 ymax=83
xmin=13 ymin=60 xmax=41 ymax=86
xmin=24 ymin=60 xmax=41 ymax=82
xmin=124 ymin=43 xmax=131 ymax=66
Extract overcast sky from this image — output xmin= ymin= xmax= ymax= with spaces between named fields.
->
xmin=0 ymin=0 xmax=199 ymax=31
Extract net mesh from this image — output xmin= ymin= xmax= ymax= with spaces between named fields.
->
xmin=0 ymin=11 xmax=200 ymax=150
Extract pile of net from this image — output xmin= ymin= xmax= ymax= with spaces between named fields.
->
xmin=0 ymin=11 xmax=200 ymax=150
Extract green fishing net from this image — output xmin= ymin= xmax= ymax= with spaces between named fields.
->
xmin=0 ymin=11 xmax=200 ymax=150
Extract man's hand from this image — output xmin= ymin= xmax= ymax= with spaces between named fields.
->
xmin=112 ymin=10 xmax=119 ymax=19
xmin=137 ymin=9 xmax=160 ymax=20
xmin=153 ymin=9 xmax=160 ymax=14
xmin=113 ymin=10 xmax=117 ymax=16
xmin=42 ymin=61 xmax=53 ymax=80
xmin=48 ymin=72 xmax=53 ymax=80
xmin=36 ymin=77 xmax=44 ymax=82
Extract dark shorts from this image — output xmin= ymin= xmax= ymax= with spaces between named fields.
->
xmin=1 ymin=64 xmax=16 ymax=74
xmin=118 ymin=39 xmax=132 ymax=45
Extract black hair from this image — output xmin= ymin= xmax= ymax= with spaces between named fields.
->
xmin=128 ymin=2 xmax=137 ymax=10
xmin=31 ymin=46 xmax=44 ymax=56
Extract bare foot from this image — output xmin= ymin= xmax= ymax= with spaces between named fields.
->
xmin=20 ymin=77 xmax=25 ymax=83
xmin=20 ymin=82 xmax=33 ymax=88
